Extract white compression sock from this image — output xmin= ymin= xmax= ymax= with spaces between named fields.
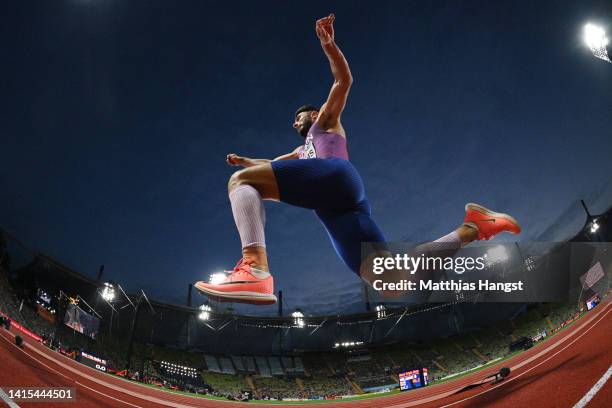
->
xmin=415 ymin=230 xmax=464 ymax=255
xmin=229 ymin=184 xmax=266 ymax=248
xmin=433 ymin=230 xmax=463 ymax=247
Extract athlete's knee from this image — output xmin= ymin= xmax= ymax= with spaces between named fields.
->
xmin=228 ymin=170 xmax=248 ymax=193
xmin=228 ymin=168 xmax=263 ymax=194
xmin=228 ymin=164 xmax=278 ymax=199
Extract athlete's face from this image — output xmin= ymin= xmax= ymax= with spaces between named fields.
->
xmin=293 ymin=111 xmax=318 ymax=138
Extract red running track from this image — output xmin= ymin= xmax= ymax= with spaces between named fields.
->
xmin=1 ymin=301 xmax=610 ymax=408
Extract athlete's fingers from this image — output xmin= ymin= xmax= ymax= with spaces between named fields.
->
xmin=316 ymin=25 xmax=326 ymax=38
xmin=226 ymin=154 xmax=240 ymax=165
xmin=317 ymin=15 xmax=334 ymax=38
xmin=316 ymin=17 xmax=332 ymax=29
xmin=317 ymin=26 xmax=332 ymax=44
xmin=316 ymin=15 xmax=331 ymax=27
xmin=317 ymin=27 xmax=326 ymax=41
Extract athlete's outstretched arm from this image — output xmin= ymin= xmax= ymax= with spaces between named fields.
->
xmin=226 ymin=148 xmax=300 ymax=168
xmin=315 ymin=14 xmax=352 ymax=131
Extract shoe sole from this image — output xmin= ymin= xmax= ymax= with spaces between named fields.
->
xmin=194 ymin=282 xmax=277 ymax=305
xmin=465 ymin=203 xmax=521 ymax=232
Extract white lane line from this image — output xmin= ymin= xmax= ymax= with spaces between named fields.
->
xmin=75 ymin=381 xmax=144 ymax=408
xmin=0 ymin=334 xmax=74 ymax=382
xmin=0 ymin=330 xmax=201 ymax=408
xmin=572 ymin=365 xmax=612 ymax=408
xmin=435 ymin=304 xmax=612 ymax=408
xmin=0 ymin=334 xmax=141 ymax=407
xmin=0 ymin=387 xmax=20 ymax=408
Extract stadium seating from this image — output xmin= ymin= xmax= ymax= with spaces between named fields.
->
xmin=255 ymin=356 xmax=272 ymax=377
xmin=253 ymin=376 xmax=302 ymax=400
xmin=267 ymin=356 xmax=284 ymax=376
xmin=219 ymin=356 xmax=236 ymax=374
xmin=204 ymin=354 xmax=222 ymax=373
xmin=243 ymin=355 xmax=257 ymax=374
xmin=201 ymin=371 xmax=245 ymax=396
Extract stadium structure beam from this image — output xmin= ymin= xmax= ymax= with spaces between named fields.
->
xmin=76 ymin=295 xmax=102 ymax=319
xmin=125 ymin=296 xmax=142 ymax=371
xmin=383 ymin=307 xmax=409 ymax=338
xmin=96 ymin=265 xmax=104 ymax=282
xmin=309 ymin=317 xmax=328 ymax=336
xmin=117 ymin=284 xmax=136 ymax=310
xmin=125 ymin=290 xmax=155 ymax=371
xmin=580 ymin=200 xmax=592 ymax=217
xmin=53 ymin=290 xmax=67 ymax=342
xmin=363 ymin=282 xmax=371 ymax=311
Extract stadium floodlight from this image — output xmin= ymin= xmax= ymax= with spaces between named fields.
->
xmin=584 ymin=23 xmax=610 ymax=62
xmin=209 ymin=272 xmax=227 ymax=285
xmin=291 ymin=309 xmax=305 ymax=328
xmin=375 ymin=305 xmax=386 ymax=319
xmin=334 ymin=340 xmax=364 ymax=348
xmin=590 ymin=219 xmax=600 ymax=234
xmin=101 ymin=282 xmax=116 ymax=302
xmin=198 ymin=304 xmax=212 ymax=321
xmin=486 ymin=245 xmax=509 ymax=265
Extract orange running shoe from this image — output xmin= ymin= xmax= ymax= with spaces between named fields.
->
xmin=194 ymin=258 xmax=276 ymax=305
xmin=463 ymin=203 xmax=521 ymax=240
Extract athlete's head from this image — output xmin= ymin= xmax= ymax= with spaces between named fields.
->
xmin=293 ymin=105 xmax=319 ymax=138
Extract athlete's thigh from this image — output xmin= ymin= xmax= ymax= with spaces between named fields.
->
xmin=271 ymin=158 xmax=365 ymax=210
xmin=232 ymin=163 xmax=280 ymax=200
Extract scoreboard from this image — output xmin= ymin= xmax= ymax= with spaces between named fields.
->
xmin=79 ymin=351 xmax=107 ymax=372
xmin=399 ymin=368 xmax=429 ymax=391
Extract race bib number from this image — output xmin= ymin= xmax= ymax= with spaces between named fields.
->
xmin=301 ymin=135 xmax=316 ymax=159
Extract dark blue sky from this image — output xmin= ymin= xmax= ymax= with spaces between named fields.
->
xmin=1 ymin=1 xmax=611 ymax=315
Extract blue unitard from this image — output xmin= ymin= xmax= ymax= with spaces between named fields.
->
xmin=270 ymin=122 xmax=386 ymax=275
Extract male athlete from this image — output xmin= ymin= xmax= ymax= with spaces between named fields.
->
xmin=194 ymin=14 xmax=521 ymax=304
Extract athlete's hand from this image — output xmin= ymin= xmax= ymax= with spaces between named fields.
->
xmin=316 ymin=13 xmax=335 ymax=45
xmin=226 ymin=153 xmax=247 ymax=166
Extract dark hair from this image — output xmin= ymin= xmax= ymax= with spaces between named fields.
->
xmin=295 ymin=104 xmax=319 ymax=117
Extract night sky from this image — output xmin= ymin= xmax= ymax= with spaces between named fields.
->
xmin=1 ymin=1 xmax=611 ymax=315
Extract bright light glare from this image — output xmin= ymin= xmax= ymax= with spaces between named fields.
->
xmin=486 ymin=246 xmax=509 ymax=264
xmin=584 ymin=24 xmax=608 ymax=48
xmin=209 ymin=272 xmax=227 ymax=285
xmin=590 ymin=219 xmax=600 ymax=234
xmin=198 ymin=304 xmax=212 ymax=320
xmin=584 ymin=23 xmax=611 ymax=62
xmin=333 ymin=340 xmax=364 ymax=348
xmin=292 ymin=310 xmax=305 ymax=328
xmin=101 ymin=282 xmax=115 ymax=302
xmin=375 ymin=305 xmax=386 ymax=319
